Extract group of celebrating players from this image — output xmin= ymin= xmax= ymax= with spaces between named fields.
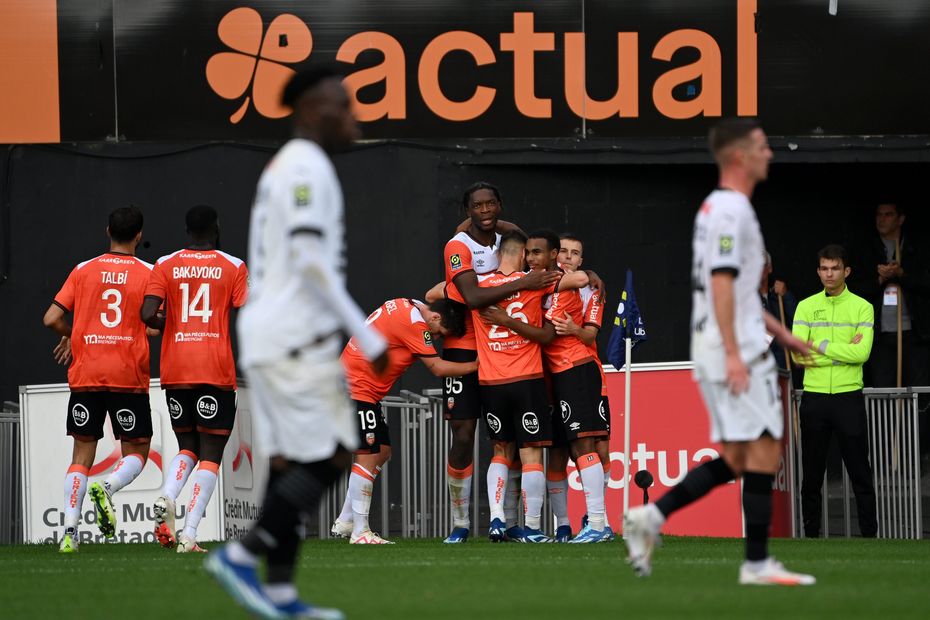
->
xmin=331 ymin=182 xmax=616 ymax=545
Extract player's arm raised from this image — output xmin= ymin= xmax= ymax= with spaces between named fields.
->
xmin=454 ymin=269 xmax=559 ymax=309
xmin=419 ymin=356 xmax=478 ymax=377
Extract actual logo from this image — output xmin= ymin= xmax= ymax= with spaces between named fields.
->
xmin=168 ymin=398 xmax=183 ymax=420
xmin=486 ymin=412 xmax=501 ymax=434
xmin=115 ymin=409 xmax=136 ymax=432
xmin=197 ymin=395 xmax=219 ymax=419
xmin=206 ymin=7 xmax=312 ymax=123
xmin=522 ymin=412 xmax=539 ymax=434
xmin=559 ymin=400 xmax=571 ymax=422
xmin=71 ymin=403 xmax=89 ymax=427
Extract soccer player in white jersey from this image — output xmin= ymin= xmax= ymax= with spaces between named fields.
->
xmin=624 ymin=118 xmax=817 ymax=586
xmin=205 ymin=67 xmax=388 ymax=620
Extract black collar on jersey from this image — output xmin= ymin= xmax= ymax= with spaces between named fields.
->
xmin=106 ymin=251 xmax=133 ymax=256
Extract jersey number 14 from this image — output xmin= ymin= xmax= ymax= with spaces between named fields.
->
xmin=179 ymin=283 xmax=214 ymax=323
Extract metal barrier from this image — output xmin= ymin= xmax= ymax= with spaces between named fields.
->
xmin=795 ymin=387 xmax=925 ymax=539
xmin=0 ymin=405 xmax=22 ymax=544
xmin=316 ymin=389 xmax=480 ymax=539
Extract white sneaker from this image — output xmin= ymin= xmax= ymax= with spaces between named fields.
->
xmin=739 ymin=557 xmax=816 ymax=586
xmin=330 ymin=518 xmax=353 ymax=539
xmin=623 ymin=505 xmax=663 ymax=577
xmin=350 ymin=530 xmax=394 ymax=545
xmin=177 ymin=533 xmax=208 ymax=553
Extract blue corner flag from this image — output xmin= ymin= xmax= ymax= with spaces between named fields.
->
xmin=607 ymin=269 xmax=647 ymax=369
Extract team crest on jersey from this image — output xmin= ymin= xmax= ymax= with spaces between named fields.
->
xmin=447 ymin=397 xmax=455 ymax=411
xmin=449 ymin=253 xmax=463 ymax=271
xmin=522 ymin=412 xmax=540 ymax=434
xmin=71 ymin=404 xmax=89 ymax=427
xmin=168 ymin=398 xmax=183 ymax=420
xmin=423 ymin=330 xmax=433 ymax=347
xmin=115 ymin=409 xmax=136 ymax=432
xmin=197 ymin=396 xmax=219 ymax=419
xmin=486 ymin=412 xmax=501 ymax=434
xmin=294 ymin=184 xmax=311 ymax=207
xmin=598 ymin=400 xmax=606 ymax=421
xmin=719 ymin=234 xmax=734 ymax=255
xmin=559 ymin=400 xmax=572 ymax=422
xmin=366 ymin=432 xmax=376 ymax=446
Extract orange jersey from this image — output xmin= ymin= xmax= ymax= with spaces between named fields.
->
xmin=543 ymin=288 xmax=596 ymax=373
xmin=145 ymin=249 xmax=248 ymax=389
xmin=53 ymin=253 xmax=154 ymax=391
xmin=581 ymin=287 xmax=608 ymax=396
xmin=473 ymin=271 xmax=555 ymax=385
xmin=442 ymin=231 xmax=501 ymax=350
xmin=342 ymin=298 xmax=438 ymax=402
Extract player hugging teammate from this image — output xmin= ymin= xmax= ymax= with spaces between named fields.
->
xmin=429 ymin=183 xmax=609 ymax=544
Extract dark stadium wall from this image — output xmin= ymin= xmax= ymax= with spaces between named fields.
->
xmin=1 ymin=141 xmax=927 ymax=404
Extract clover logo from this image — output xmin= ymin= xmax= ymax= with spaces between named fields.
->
xmin=206 ymin=7 xmax=312 ymax=124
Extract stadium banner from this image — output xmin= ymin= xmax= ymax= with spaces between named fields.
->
xmin=18 ymin=381 xmax=267 ymax=545
xmin=566 ymin=363 xmax=793 ymax=537
xmin=4 ymin=0 xmax=929 ymax=142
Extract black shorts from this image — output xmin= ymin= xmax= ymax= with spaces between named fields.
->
xmin=480 ymin=378 xmax=552 ymax=448
xmin=552 ymin=361 xmax=609 ymax=442
xmin=354 ymin=400 xmax=391 ymax=454
xmin=599 ymin=394 xmax=612 ymax=437
xmin=67 ymin=391 xmax=153 ymax=443
xmin=166 ymin=387 xmax=237 ymax=435
xmin=442 ymin=348 xmax=481 ymax=421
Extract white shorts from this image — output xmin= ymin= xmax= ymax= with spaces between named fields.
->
xmin=697 ymin=356 xmax=783 ymax=443
xmin=243 ymin=347 xmax=358 ymax=463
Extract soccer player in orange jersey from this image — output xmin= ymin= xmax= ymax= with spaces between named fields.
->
xmin=546 ymin=233 xmax=613 ymax=542
xmin=141 ymin=205 xmax=248 ymax=553
xmin=438 ymin=183 xmax=560 ymax=544
xmin=473 ymin=230 xmax=588 ymax=543
xmin=43 ymin=206 xmax=156 ymax=553
xmin=332 ymin=298 xmax=476 ymax=544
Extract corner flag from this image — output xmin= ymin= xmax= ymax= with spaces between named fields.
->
xmin=607 ymin=269 xmax=647 ymax=369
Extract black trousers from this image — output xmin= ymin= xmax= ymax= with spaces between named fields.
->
xmin=800 ymin=390 xmax=878 ymax=537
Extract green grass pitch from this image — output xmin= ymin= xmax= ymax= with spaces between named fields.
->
xmin=2 ymin=537 xmax=928 ymax=619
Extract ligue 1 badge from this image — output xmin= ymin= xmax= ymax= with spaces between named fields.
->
xmin=366 ymin=432 xmax=376 ymax=446
xmin=447 ymin=397 xmax=455 ymax=410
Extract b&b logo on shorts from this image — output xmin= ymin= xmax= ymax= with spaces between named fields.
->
xmin=486 ymin=412 xmax=501 ymax=434
xmin=449 ymin=253 xmax=463 ymax=271
xmin=559 ymin=400 xmax=572 ymax=422
xmin=168 ymin=398 xmax=183 ymax=420
xmin=115 ymin=409 xmax=136 ymax=432
xmin=522 ymin=412 xmax=540 ymax=434
xmin=197 ymin=396 xmax=219 ymax=419
xmin=71 ymin=404 xmax=89 ymax=427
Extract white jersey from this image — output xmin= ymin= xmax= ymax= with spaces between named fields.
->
xmin=238 ymin=138 xmax=346 ymax=366
xmin=690 ymin=189 xmax=768 ymax=382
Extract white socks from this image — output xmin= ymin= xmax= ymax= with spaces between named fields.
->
xmin=63 ymin=464 xmax=88 ymax=532
xmin=577 ymin=453 xmax=606 ymax=531
xmin=348 ymin=463 xmax=379 ymax=537
xmin=162 ymin=450 xmax=197 ymax=500
xmin=521 ymin=464 xmax=545 ymax=531
xmin=487 ymin=457 xmax=509 ymax=522
xmin=447 ymin=463 xmax=473 ymax=529
xmin=104 ymin=453 xmax=145 ymax=494
xmin=183 ymin=461 xmax=219 ymax=539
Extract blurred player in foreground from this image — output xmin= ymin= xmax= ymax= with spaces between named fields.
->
xmin=624 ymin=118 xmax=817 ymax=585
xmin=204 ymin=68 xmax=388 ymax=620
xmin=43 ymin=206 xmax=156 ymax=552
xmin=141 ymin=205 xmax=248 ymax=552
